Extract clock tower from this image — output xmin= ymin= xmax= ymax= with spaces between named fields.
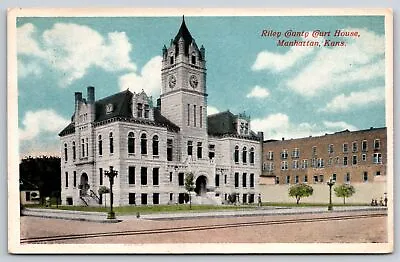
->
xmin=160 ymin=17 xmax=207 ymax=138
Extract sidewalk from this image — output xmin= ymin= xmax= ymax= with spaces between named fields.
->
xmin=22 ymin=205 xmax=387 ymax=223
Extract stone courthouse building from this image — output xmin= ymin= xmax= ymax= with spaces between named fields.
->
xmin=59 ymin=18 xmax=263 ymax=206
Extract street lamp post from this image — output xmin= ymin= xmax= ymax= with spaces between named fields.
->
xmin=327 ymin=176 xmax=335 ymax=211
xmin=104 ymin=166 xmax=118 ymax=219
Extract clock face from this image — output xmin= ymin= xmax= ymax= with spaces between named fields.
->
xmin=189 ymin=75 xmax=199 ymax=88
xmin=168 ymin=75 xmax=176 ymax=89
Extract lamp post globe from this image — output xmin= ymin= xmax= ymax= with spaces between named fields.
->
xmin=327 ymin=176 xmax=335 ymax=211
xmin=104 ymin=166 xmax=118 ymax=219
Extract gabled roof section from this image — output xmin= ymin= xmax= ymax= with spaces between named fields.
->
xmin=95 ymin=89 xmax=132 ymax=122
xmin=207 ymin=111 xmax=237 ymax=136
xmin=173 ymin=16 xmax=193 ymax=45
xmin=58 ymin=122 xmax=75 ymax=136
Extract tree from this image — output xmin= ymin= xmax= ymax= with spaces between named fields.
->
xmin=184 ymin=172 xmax=195 ymax=209
xmin=98 ymin=186 xmax=110 ymax=208
xmin=289 ymin=184 xmax=314 ymax=204
xmin=334 ymin=184 xmax=356 ymax=204
xmin=228 ymin=193 xmax=237 ymax=204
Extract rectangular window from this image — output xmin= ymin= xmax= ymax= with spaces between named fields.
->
xmin=362 ymin=140 xmax=368 ymax=152
xmin=234 ymin=172 xmax=239 ymax=187
xmin=362 ymin=154 xmax=367 ymax=161
xmin=268 ymin=151 xmax=274 ymax=160
xmin=317 ymin=158 xmax=324 ymax=168
xmin=167 ymin=139 xmax=173 ymax=161
xmin=73 ymin=171 xmax=76 ymax=187
xmin=137 ymin=103 xmax=143 ymax=118
xmin=129 ymin=193 xmax=136 ymax=205
xmin=302 ymin=159 xmax=308 ymax=169
xmin=99 ymin=168 xmax=103 ymax=185
xmin=292 ymin=160 xmax=299 ymax=169
xmin=352 ymin=155 xmax=358 ymax=165
xmin=208 ymin=144 xmax=215 ymax=159
xmin=169 ymin=193 xmax=173 ymax=201
xmin=215 ymin=174 xmax=220 ymax=187
xmin=178 ymin=172 xmax=184 ymax=186
xmin=141 ymin=193 xmax=147 ymax=205
xmin=303 ymin=175 xmax=308 ymax=183
xmin=295 ymin=175 xmax=299 ymax=184
xmin=153 ymin=193 xmax=160 ymax=204
xmin=375 ymin=171 xmax=381 ymax=176
xmin=373 ymin=153 xmax=382 ymax=164
xmin=25 ymin=192 xmax=31 ymax=201
xmin=193 ymin=105 xmax=197 ymax=127
xmin=352 ymin=141 xmax=358 ymax=152
xmin=281 ymin=161 xmax=288 ymax=170
xmin=128 ymin=166 xmax=135 ymax=185
xmin=81 ymin=139 xmax=85 ymax=157
xmin=292 ymin=148 xmax=300 ymax=158
xmin=332 ymin=173 xmax=337 ymax=181
xmin=343 ymin=156 xmax=348 ymax=166
xmin=319 ymin=175 xmax=324 ymax=183
xmin=281 ymin=149 xmax=288 ymax=159
xmin=242 ymin=173 xmax=247 ymax=188
xmin=275 ymin=177 xmax=280 ymax=184
xmin=374 ymin=139 xmax=381 ymax=149
xmin=343 ymin=143 xmax=348 ymax=153
xmin=224 ymin=174 xmax=227 ymax=184
xmin=141 ymin=167 xmax=147 ymax=185
xmin=187 ymin=104 xmax=190 ymax=126
xmin=153 ymin=168 xmax=159 ymax=186
xmin=169 ymin=172 xmax=173 ymax=183
xmin=250 ymin=173 xmax=255 ymax=188
xmin=144 ymin=104 xmax=150 ymax=118
xmin=286 ymin=176 xmax=290 ymax=184
xmin=197 ymin=142 xmax=202 ymax=159
xmin=328 ymin=144 xmax=334 ymax=154
xmin=187 ymin=141 xmax=193 ymax=156
xmin=313 ymin=175 xmax=318 ymax=183
xmin=345 ymin=173 xmax=351 ymax=183
xmin=363 ymin=172 xmax=368 ymax=182
xmin=65 ymin=172 xmax=68 ymax=188
xmin=242 ymin=194 xmax=247 ymax=204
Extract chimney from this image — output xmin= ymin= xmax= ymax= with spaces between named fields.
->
xmin=75 ymin=92 xmax=82 ymax=106
xmin=87 ymin=86 xmax=95 ymax=104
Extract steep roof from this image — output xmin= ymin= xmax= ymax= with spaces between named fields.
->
xmin=173 ymin=16 xmax=194 ymax=55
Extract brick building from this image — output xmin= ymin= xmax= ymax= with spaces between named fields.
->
xmin=58 ymin=18 xmax=262 ymax=206
xmin=261 ymin=127 xmax=387 ymax=187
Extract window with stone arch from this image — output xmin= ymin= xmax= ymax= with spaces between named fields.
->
xmin=152 ymin=135 xmax=159 ymax=156
xmin=242 ymin=146 xmax=247 ymax=163
xmin=98 ymin=135 xmax=103 ymax=156
xmin=234 ymin=145 xmax=239 ymax=163
xmin=141 ymin=133 xmax=147 ymax=155
xmin=128 ymin=132 xmax=135 ymax=154
xmin=109 ymin=132 xmax=114 ymax=154
xmin=64 ymin=143 xmax=68 ymax=161
xmin=249 ymin=147 xmax=255 ymax=164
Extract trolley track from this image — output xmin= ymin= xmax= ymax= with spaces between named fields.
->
xmin=21 ymin=212 xmax=386 ymax=244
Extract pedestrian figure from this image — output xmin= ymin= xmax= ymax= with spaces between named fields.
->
xmin=379 ymin=197 xmax=384 ymax=206
xmin=384 ymin=195 xmax=388 ymax=207
xmin=371 ymin=198 xmax=375 ymax=206
xmin=258 ymin=194 xmax=262 ymax=207
xmin=374 ymin=199 xmax=378 ymax=206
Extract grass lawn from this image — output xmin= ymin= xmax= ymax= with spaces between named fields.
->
xmin=262 ymin=202 xmax=370 ymax=207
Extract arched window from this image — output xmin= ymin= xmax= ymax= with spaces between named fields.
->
xmin=234 ymin=145 xmax=239 ymax=163
xmin=152 ymin=135 xmax=159 ymax=156
xmin=98 ymin=135 xmax=103 ymax=156
xmin=128 ymin=132 xmax=135 ymax=154
xmin=109 ymin=132 xmax=114 ymax=154
xmin=242 ymin=146 xmax=247 ymax=163
xmin=64 ymin=143 xmax=68 ymax=161
xmin=249 ymin=147 xmax=255 ymax=164
xmin=72 ymin=141 xmax=76 ymax=160
xmin=141 ymin=133 xmax=147 ymax=154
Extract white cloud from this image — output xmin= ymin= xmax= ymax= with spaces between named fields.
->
xmin=118 ymin=56 xmax=162 ymax=98
xmin=18 ymin=59 xmax=42 ymax=78
xmin=17 ymin=23 xmax=136 ymax=86
xmin=320 ymin=87 xmax=385 ymax=113
xmin=207 ymin=106 xmax=220 ymax=116
xmin=19 ymin=109 xmax=69 ymax=141
xmin=286 ymin=28 xmax=385 ymax=97
xmin=251 ymin=113 xmax=357 ymax=140
xmin=252 ymin=33 xmax=316 ymax=72
xmin=246 ymin=85 xmax=270 ymax=98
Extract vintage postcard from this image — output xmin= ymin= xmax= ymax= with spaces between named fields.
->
xmin=8 ymin=8 xmax=393 ymax=254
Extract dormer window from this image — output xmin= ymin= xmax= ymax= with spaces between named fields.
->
xmin=106 ymin=103 xmax=113 ymax=114
xmin=137 ymin=103 xmax=143 ymax=118
xmin=170 ymin=56 xmax=174 ymax=65
xmin=191 ymin=54 xmax=196 ymax=64
xmin=144 ymin=104 xmax=150 ymax=119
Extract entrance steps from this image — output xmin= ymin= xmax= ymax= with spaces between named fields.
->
xmin=191 ymin=192 xmax=222 ymax=206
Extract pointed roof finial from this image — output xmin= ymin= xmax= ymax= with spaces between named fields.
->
xmin=183 ymin=15 xmax=185 ymax=22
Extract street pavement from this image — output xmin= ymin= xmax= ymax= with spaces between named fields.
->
xmin=21 ymin=205 xmax=387 ymax=223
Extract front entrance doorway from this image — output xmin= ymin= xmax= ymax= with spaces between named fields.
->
xmin=80 ymin=173 xmax=89 ymax=196
xmin=195 ymin=175 xmax=207 ymax=196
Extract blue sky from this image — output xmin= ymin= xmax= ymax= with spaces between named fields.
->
xmin=16 ymin=15 xmax=386 ymax=158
